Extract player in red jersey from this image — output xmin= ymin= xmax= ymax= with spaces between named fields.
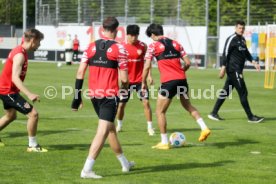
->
xmin=73 ymin=34 xmax=80 ymax=61
xmin=142 ymin=24 xmax=211 ymax=150
xmin=0 ymin=28 xmax=47 ymax=152
xmin=116 ymin=25 xmax=155 ymax=136
xmin=71 ymin=17 xmax=134 ymax=179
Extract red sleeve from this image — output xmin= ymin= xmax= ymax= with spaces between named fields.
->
xmin=107 ymin=43 xmax=128 ymax=70
xmin=173 ymin=40 xmax=187 ymax=58
xmin=145 ymin=42 xmax=155 ymax=61
xmin=80 ymin=43 xmax=96 ymax=64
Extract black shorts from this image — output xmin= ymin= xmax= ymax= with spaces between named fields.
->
xmin=0 ymin=93 xmax=33 ymax=114
xmin=119 ymin=83 xmax=149 ymax=103
xmin=91 ymin=97 xmax=119 ymax=122
xmin=159 ymin=79 xmax=189 ymax=99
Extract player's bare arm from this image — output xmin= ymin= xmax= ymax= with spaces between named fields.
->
xmin=12 ymin=53 xmax=39 ymax=102
xmin=142 ymin=59 xmax=151 ymax=90
xmin=76 ymin=62 xmax=88 ymax=79
xmin=182 ymin=55 xmax=191 ymax=71
xmin=147 ymin=69 xmax=154 ymax=85
xmin=119 ymin=69 xmax=129 ymax=90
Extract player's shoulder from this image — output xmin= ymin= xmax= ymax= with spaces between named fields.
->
xmin=227 ymin=33 xmax=238 ymax=41
xmin=110 ymin=42 xmax=126 ymax=55
xmin=9 ymin=46 xmax=25 ymax=58
xmin=137 ymin=40 xmax=146 ymax=47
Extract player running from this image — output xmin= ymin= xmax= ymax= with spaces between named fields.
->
xmin=116 ymin=24 xmax=155 ymax=136
xmin=142 ymin=23 xmax=211 ymax=150
xmin=0 ymin=28 xmax=47 ymax=152
xmin=71 ymin=17 xmax=134 ymax=179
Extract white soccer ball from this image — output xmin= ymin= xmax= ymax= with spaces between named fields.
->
xmin=169 ymin=132 xmax=186 ymax=147
xmin=2 ymin=59 xmax=6 ymax=64
xmin=57 ymin=62 xmax=62 ymax=67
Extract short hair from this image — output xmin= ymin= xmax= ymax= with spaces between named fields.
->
xmin=24 ymin=28 xmax=44 ymax=42
xmin=146 ymin=23 xmax=164 ymax=37
xmin=235 ymin=20 xmax=245 ymax=26
xmin=103 ymin=17 xmax=119 ymax=32
xmin=127 ymin=25 xmax=140 ymax=35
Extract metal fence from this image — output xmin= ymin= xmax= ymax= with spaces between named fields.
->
xmin=35 ymin=0 xmax=207 ymax=26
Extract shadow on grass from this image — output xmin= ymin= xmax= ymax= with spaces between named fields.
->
xmin=205 ymin=138 xmax=259 ymax=149
xmin=46 ymin=143 xmax=143 ymax=150
xmin=2 ymin=129 xmax=82 ymax=138
xmin=261 ymin=117 xmax=276 ymax=122
xmin=108 ymin=160 xmax=234 ymax=176
xmin=169 ymin=127 xmax=224 ymax=133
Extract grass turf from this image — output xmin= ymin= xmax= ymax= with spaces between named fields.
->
xmin=0 ymin=62 xmax=275 ymax=184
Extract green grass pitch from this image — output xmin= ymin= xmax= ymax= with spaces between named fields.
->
xmin=0 ymin=62 xmax=275 ymax=184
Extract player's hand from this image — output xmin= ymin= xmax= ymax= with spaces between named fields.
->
xmin=183 ymin=63 xmax=191 ymax=71
xmin=71 ymin=99 xmax=83 ymax=111
xmin=28 ymin=93 xmax=40 ymax=103
xmin=253 ymin=61 xmax=261 ymax=72
xmin=147 ymin=76 xmax=154 ymax=86
xmin=219 ymin=66 xmax=226 ymax=79
xmin=141 ymin=82 xmax=148 ymax=96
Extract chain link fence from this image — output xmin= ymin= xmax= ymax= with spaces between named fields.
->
xmin=35 ymin=0 xmax=206 ymax=26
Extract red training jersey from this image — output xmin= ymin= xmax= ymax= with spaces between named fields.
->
xmin=145 ymin=36 xmax=187 ymax=83
xmin=0 ymin=45 xmax=28 ymax=94
xmin=81 ymin=37 xmax=128 ymax=97
xmin=123 ymin=40 xmax=146 ymax=84
xmin=73 ymin=38 xmax=79 ymax=51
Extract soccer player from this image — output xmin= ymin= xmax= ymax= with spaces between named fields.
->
xmin=116 ymin=24 xmax=155 ymax=136
xmin=73 ymin=34 xmax=80 ymax=62
xmin=142 ymin=23 xmax=211 ymax=150
xmin=208 ymin=20 xmax=264 ymax=123
xmin=0 ymin=28 xmax=47 ymax=152
xmin=71 ymin=17 xmax=134 ymax=179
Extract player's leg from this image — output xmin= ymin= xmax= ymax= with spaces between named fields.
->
xmin=116 ymin=86 xmax=131 ymax=132
xmin=0 ymin=108 xmax=17 ymax=146
xmin=137 ymin=83 xmax=154 ymax=135
xmin=230 ymin=72 xmax=264 ymax=123
xmin=142 ymin=99 xmax=154 ymax=135
xmin=179 ymin=95 xmax=211 ymax=142
xmin=81 ymin=119 xmax=110 ymax=179
xmin=208 ymin=76 xmax=233 ymax=121
xmin=107 ymin=124 xmax=135 ymax=172
xmin=81 ymin=97 xmax=134 ymax=179
xmin=26 ymin=107 xmax=48 ymax=152
xmin=7 ymin=93 xmax=47 ymax=152
xmin=152 ymin=94 xmax=172 ymax=149
xmin=0 ymin=108 xmax=17 ymax=131
xmin=116 ymin=102 xmax=126 ymax=132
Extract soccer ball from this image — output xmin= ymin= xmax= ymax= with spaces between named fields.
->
xmin=169 ymin=132 xmax=186 ymax=147
xmin=57 ymin=62 xmax=62 ymax=67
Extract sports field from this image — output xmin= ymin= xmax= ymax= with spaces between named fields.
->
xmin=0 ymin=62 xmax=275 ymax=184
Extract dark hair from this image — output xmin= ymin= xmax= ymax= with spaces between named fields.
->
xmin=127 ymin=25 xmax=140 ymax=35
xmin=235 ymin=20 xmax=245 ymax=26
xmin=24 ymin=28 xmax=44 ymax=41
xmin=103 ymin=17 xmax=119 ymax=32
xmin=146 ymin=23 xmax=163 ymax=37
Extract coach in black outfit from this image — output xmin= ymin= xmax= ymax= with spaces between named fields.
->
xmin=208 ymin=20 xmax=264 ymax=123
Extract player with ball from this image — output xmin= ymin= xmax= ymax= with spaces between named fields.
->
xmin=142 ymin=23 xmax=211 ymax=150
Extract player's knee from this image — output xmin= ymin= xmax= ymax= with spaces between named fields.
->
xmin=7 ymin=113 xmax=17 ymax=122
xmin=156 ymin=108 xmax=165 ymax=115
xmin=143 ymin=100 xmax=150 ymax=109
xmin=29 ymin=109 xmax=39 ymax=120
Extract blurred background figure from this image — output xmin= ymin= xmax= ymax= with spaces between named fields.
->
xmin=73 ymin=34 xmax=80 ymax=62
xmin=64 ymin=34 xmax=73 ymax=65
